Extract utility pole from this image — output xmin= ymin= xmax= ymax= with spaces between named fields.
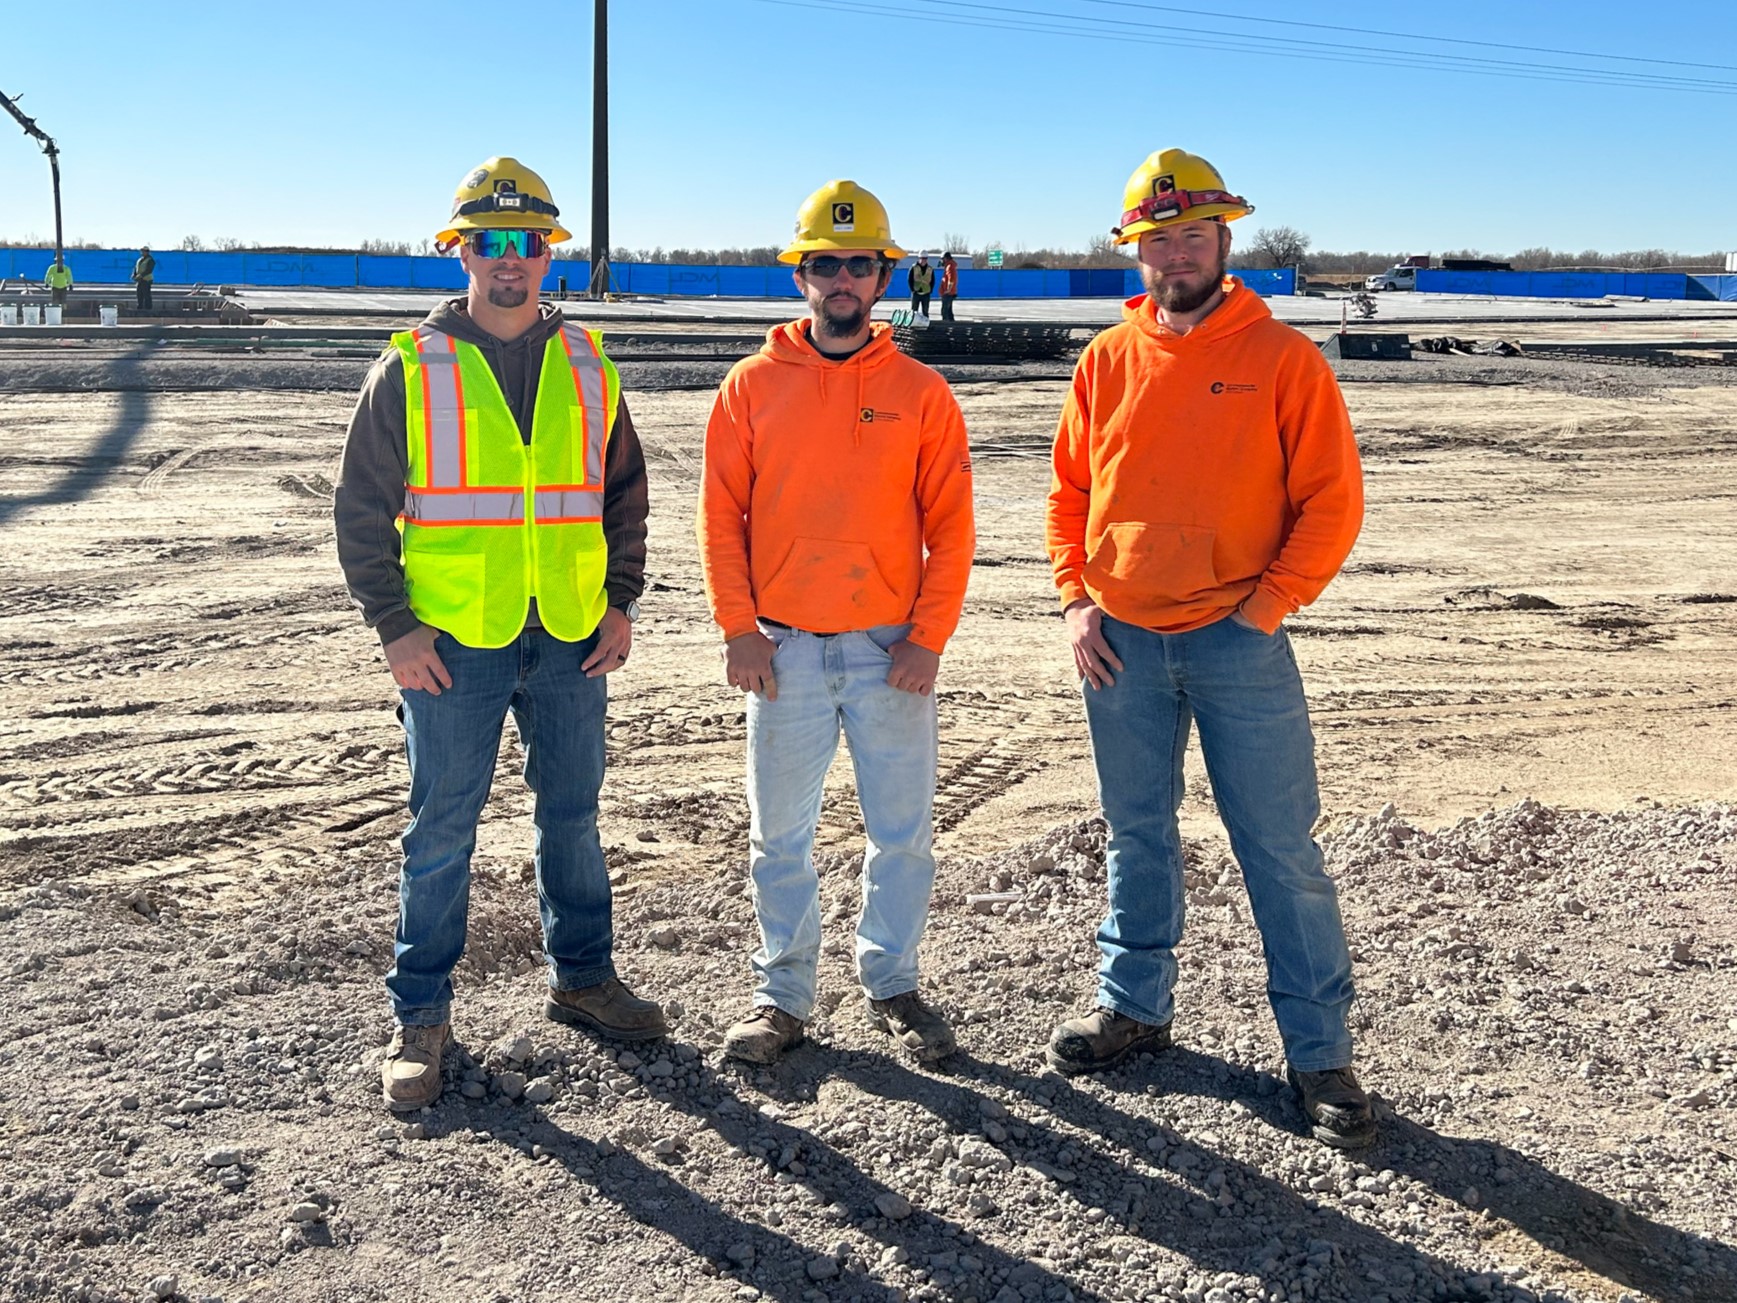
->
xmin=1 ymin=89 xmax=64 ymax=264
xmin=586 ymin=0 xmax=611 ymax=299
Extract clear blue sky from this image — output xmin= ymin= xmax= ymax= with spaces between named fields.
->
xmin=3 ymin=0 xmax=1735 ymax=257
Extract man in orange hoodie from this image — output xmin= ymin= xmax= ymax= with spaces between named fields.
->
xmin=1045 ymin=150 xmax=1374 ymax=1148
xmin=697 ymin=180 xmax=975 ymax=1065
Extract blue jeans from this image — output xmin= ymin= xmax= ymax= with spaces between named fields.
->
xmin=745 ymin=622 xmax=938 ymax=1021
xmin=1081 ymin=614 xmax=1355 ymax=1071
xmin=387 ymin=628 xmax=614 ymax=1025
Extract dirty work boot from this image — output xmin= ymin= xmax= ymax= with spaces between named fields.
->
xmin=1288 ymin=1066 xmax=1377 ymax=1149
xmin=866 ymin=991 xmax=957 ymax=1063
xmin=545 ymin=975 xmax=668 ymax=1041
xmin=723 ymin=1005 xmax=805 ymax=1064
xmin=1046 ymin=1008 xmax=1172 ymax=1075
xmin=381 ymin=1022 xmax=449 ymax=1112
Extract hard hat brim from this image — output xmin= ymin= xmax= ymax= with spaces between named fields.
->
xmin=1112 ymin=202 xmax=1250 ymax=245
xmin=779 ymin=236 xmax=906 ymax=265
xmin=437 ymin=214 xmax=572 ymax=246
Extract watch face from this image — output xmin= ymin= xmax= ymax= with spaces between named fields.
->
xmin=623 ymin=600 xmax=641 ymax=623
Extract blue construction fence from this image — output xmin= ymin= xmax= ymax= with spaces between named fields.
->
xmin=1418 ymin=269 xmax=1737 ymax=302
xmin=0 ymin=247 xmax=1298 ymax=299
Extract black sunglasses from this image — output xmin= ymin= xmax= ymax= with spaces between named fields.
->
xmin=801 ymin=255 xmax=882 ymax=279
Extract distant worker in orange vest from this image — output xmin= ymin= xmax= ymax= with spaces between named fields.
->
xmin=938 ymin=252 xmax=959 ymax=322
xmin=1045 ymin=148 xmax=1374 ymax=1149
xmin=697 ymin=180 xmax=976 ymax=1067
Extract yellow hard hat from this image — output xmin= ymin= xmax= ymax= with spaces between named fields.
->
xmin=780 ymin=179 xmax=906 ymax=264
xmin=436 ymin=156 xmax=571 ymax=249
xmin=1111 ymin=149 xmax=1253 ymax=244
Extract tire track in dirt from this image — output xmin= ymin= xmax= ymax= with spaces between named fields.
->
xmin=0 ymin=738 xmax=399 ymax=806
xmin=934 ymin=738 xmax=1048 ymax=834
xmin=138 ymin=445 xmax=204 ymax=496
xmin=0 ymin=620 xmax=351 ymax=687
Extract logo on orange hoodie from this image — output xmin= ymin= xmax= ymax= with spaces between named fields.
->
xmin=859 ymin=407 xmax=902 ymax=423
xmin=1210 ymin=381 xmax=1259 ymax=394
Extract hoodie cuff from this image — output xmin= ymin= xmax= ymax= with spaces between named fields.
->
xmin=1240 ymin=585 xmax=1292 ymax=635
xmin=375 ymin=609 xmax=424 ymax=648
xmin=907 ymin=628 xmax=948 ymax=656
xmin=1056 ymin=579 xmax=1090 ymax=611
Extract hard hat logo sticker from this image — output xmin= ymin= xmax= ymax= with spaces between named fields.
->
xmin=831 ymin=202 xmax=855 ymax=233
xmin=464 ymin=167 xmax=490 ymax=189
xmin=1154 ymin=174 xmax=1176 ymax=195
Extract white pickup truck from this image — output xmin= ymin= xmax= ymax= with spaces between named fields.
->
xmin=1365 ymin=265 xmax=1419 ymax=292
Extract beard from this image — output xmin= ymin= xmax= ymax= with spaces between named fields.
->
xmin=1142 ymin=243 xmax=1228 ymax=314
xmin=486 ymin=284 xmax=530 ymax=309
xmin=816 ymin=292 xmax=869 ymax=338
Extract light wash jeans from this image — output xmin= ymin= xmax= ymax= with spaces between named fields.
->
xmin=745 ymin=621 xmax=938 ymax=1021
xmin=1081 ymin=613 xmax=1355 ymax=1071
xmin=387 ymin=628 xmax=615 ymax=1026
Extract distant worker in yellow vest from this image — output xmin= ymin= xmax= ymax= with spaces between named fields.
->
xmin=44 ymin=255 xmax=73 ymax=307
xmin=335 ymin=157 xmax=666 ymax=1113
xmin=908 ymin=251 xmax=935 ymax=317
xmin=131 ymin=247 xmax=154 ymax=313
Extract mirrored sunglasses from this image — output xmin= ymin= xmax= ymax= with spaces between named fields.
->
xmin=467 ymin=229 xmax=550 ymax=259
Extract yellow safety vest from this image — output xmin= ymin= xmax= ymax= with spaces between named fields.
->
xmin=392 ymin=323 xmax=620 ymax=649
xmin=45 ymin=263 xmax=73 ymax=289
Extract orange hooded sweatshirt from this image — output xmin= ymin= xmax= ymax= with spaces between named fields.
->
xmin=698 ymin=320 xmax=975 ymax=652
xmin=1047 ymin=279 xmax=1362 ymax=634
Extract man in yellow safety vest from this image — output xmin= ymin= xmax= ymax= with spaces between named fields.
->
xmin=44 ymin=255 xmax=74 ymax=306
xmin=336 ymin=157 xmax=665 ymax=1112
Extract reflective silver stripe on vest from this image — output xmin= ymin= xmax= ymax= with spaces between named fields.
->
xmin=533 ymin=488 xmax=604 ymax=521
xmin=559 ymin=325 xmax=609 ymax=487
xmin=412 ymin=327 xmax=466 ymax=488
xmin=403 ymin=488 xmax=525 ymax=524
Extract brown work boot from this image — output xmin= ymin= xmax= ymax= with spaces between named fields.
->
xmin=545 ymin=975 xmax=668 ymax=1041
xmin=1288 ymin=1066 xmax=1377 ymax=1149
xmin=866 ymin=991 xmax=957 ymax=1063
xmin=1046 ymin=1008 xmax=1173 ymax=1075
xmin=381 ymin=1022 xmax=449 ymax=1112
xmin=722 ymin=1005 xmax=805 ymax=1064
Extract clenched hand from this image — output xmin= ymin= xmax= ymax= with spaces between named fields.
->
xmin=724 ymin=631 xmax=778 ymax=700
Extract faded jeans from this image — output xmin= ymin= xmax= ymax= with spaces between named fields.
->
xmin=745 ymin=622 xmax=938 ymax=1021
xmin=1081 ymin=613 xmax=1355 ymax=1071
xmin=387 ymin=628 xmax=615 ymax=1025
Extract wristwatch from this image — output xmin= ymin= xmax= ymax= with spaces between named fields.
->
xmin=617 ymin=599 xmax=641 ymax=623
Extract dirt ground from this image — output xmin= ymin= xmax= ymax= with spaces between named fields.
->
xmin=0 ymin=326 xmax=1733 ymax=1303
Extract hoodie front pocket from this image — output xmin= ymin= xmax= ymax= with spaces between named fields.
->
xmin=1085 ymin=522 xmax=1219 ymax=602
xmin=761 ymin=536 xmax=897 ymax=616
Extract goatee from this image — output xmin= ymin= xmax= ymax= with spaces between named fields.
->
xmin=487 ymin=285 xmax=530 ymax=309
xmin=817 ymin=298 xmax=867 ymax=338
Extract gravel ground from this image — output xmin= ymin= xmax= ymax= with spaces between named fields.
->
xmin=1 ymin=797 xmax=1731 ymax=1303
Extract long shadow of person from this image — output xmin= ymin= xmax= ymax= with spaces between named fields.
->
xmin=835 ymin=1045 xmax=1735 ymax=1303
xmin=409 ymin=1041 xmax=1094 ymax=1303
xmin=0 ymin=347 xmax=155 ymax=527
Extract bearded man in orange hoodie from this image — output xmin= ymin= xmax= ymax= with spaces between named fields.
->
xmin=697 ymin=180 xmax=975 ymax=1066
xmin=1045 ymin=150 xmax=1375 ymax=1148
